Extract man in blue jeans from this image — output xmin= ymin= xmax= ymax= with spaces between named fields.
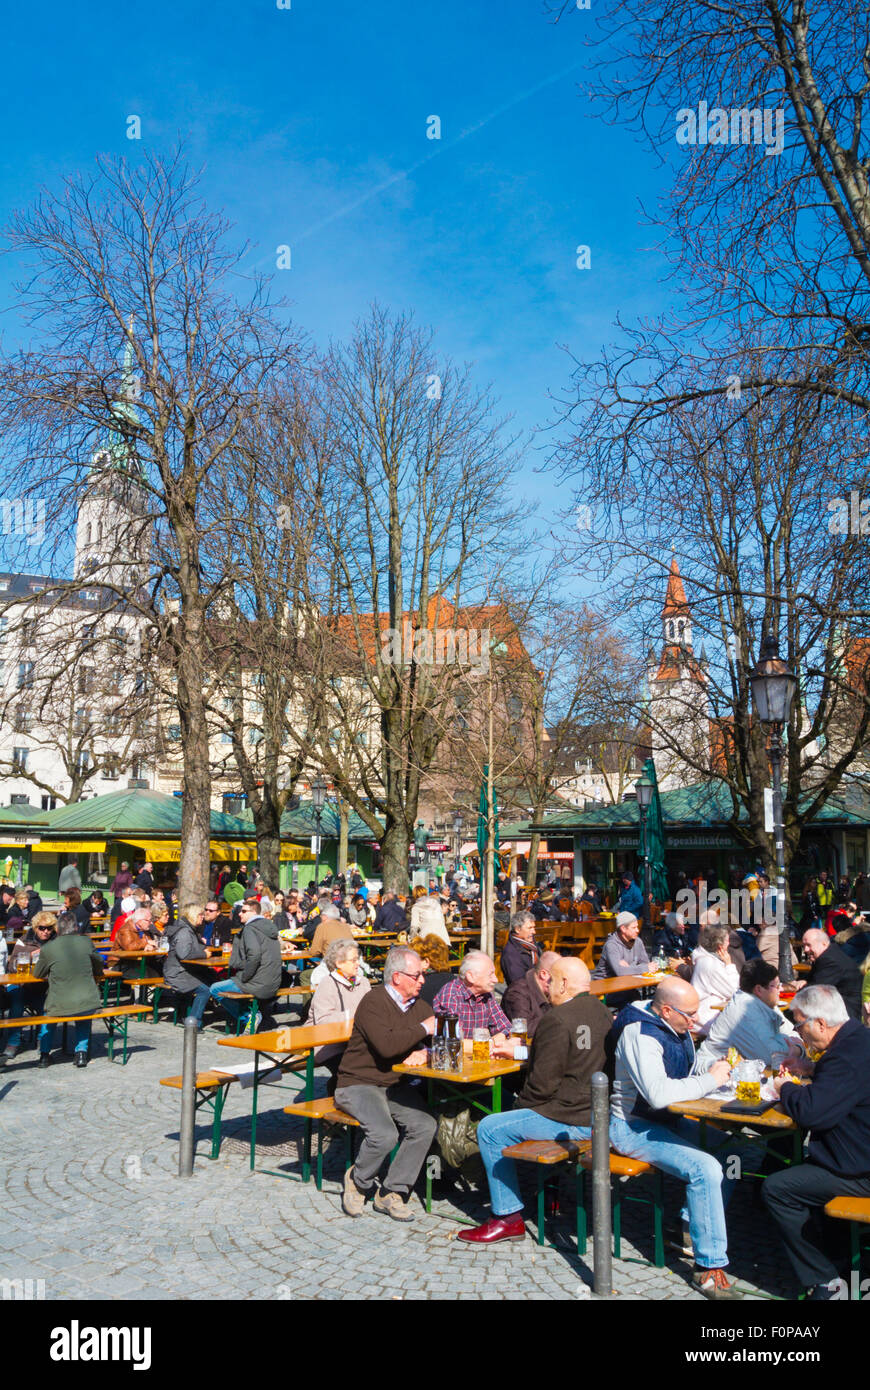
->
xmin=610 ymin=976 xmax=743 ymax=1300
xmin=457 ymin=958 xmax=612 ymax=1245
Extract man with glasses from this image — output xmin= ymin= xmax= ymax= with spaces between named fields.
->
xmin=201 ymin=899 xmax=232 ymax=948
xmin=610 ymin=976 xmax=743 ymax=1300
xmin=335 ymin=945 xmax=438 ymax=1222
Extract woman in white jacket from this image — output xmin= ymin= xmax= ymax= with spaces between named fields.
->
xmin=691 ymin=924 xmax=740 ymax=1031
xmin=409 ymin=891 xmax=451 ymax=948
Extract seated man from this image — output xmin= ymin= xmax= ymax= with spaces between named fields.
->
xmin=592 ymin=912 xmax=650 ymax=1008
xmin=209 ymin=896 xmax=281 ymax=1031
xmin=310 ymin=904 xmax=357 ymax=957
xmin=610 ymin=977 xmax=741 ymax=1300
xmin=335 ymin=945 xmax=437 ymax=1221
xmin=163 ymin=904 xmax=213 ymax=1030
xmin=502 ymin=950 xmax=560 ymax=1039
xmin=457 ymin=958 xmax=612 ymax=1244
xmin=110 ymin=907 xmax=160 ymax=979
xmin=432 ymin=951 xmax=511 ymax=1042
xmin=798 ymin=929 xmax=862 ymax=1020
xmin=499 ymin=910 xmax=540 ymax=987
xmin=580 ymin=881 xmax=603 ymax=914
xmin=653 ymin=909 xmax=691 ymax=961
xmin=30 ymin=911 xmax=105 ymax=1068
xmin=696 ymin=958 xmax=807 ymax=1072
xmin=372 ymin=890 xmax=409 ymax=935
xmin=201 ymin=899 xmax=233 ymax=947
xmin=763 ymin=985 xmax=870 ymax=1299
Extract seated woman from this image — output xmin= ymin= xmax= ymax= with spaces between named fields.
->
xmin=409 ymin=891 xmax=451 ymax=947
xmin=347 ymin=894 xmax=373 ymax=931
xmin=415 ymin=933 xmax=454 ymax=1005
xmin=308 ymin=938 xmax=371 ymax=1093
xmin=691 ymin=923 xmax=740 ymax=1031
xmin=6 ymin=890 xmax=33 ymax=933
xmin=1 ymin=913 xmax=58 ymax=1067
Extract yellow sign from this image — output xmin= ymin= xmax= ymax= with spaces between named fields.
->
xmin=43 ymin=840 xmax=106 ymax=852
xmin=280 ymin=844 xmax=316 ymax=862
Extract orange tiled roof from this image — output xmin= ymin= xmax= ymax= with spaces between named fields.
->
xmin=655 ymin=643 xmax=705 ymax=684
xmin=327 ymin=597 xmax=528 ymax=665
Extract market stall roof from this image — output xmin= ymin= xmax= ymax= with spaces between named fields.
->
xmin=527 ymin=779 xmax=870 ymax=834
xmin=39 ymin=788 xmax=255 ymax=841
xmin=235 ymin=798 xmax=381 ymax=843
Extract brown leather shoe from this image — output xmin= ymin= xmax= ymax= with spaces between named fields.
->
xmin=457 ymin=1214 xmax=526 ymax=1244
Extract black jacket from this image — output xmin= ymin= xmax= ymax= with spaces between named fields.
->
xmin=778 ymin=1019 xmax=870 ymax=1177
xmin=163 ymin=917 xmax=212 ymax=994
xmin=500 ymin=934 xmax=539 ymax=987
xmin=229 ymin=915 xmax=282 ymax=999
xmin=134 ymin=870 xmax=153 ymax=896
xmin=807 ymin=941 xmax=863 ymax=1020
xmin=502 ymin=967 xmax=550 ymax=1038
xmin=373 ymin=899 xmax=409 ymax=934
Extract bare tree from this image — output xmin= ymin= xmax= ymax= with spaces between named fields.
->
xmin=0 ymin=151 xmax=303 ymax=899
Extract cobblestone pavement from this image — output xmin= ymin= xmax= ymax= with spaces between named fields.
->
xmin=0 ymin=1010 xmax=799 ymax=1302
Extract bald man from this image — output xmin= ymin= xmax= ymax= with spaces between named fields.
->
xmin=799 ymin=929 xmax=862 ymax=1019
xmin=610 ymin=977 xmax=743 ymax=1300
xmin=457 ymin=957 xmax=613 ymax=1245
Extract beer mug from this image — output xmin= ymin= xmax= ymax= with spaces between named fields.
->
xmin=430 ymin=1035 xmax=447 ymax=1071
xmin=733 ymin=1059 xmax=764 ymax=1104
xmin=472 ymin=1028 xmax=490 ymax=1064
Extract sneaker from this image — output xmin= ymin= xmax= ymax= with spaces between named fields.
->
xmin=341 ymin=1166 xmax=367 ymax=1218
xmin=692 ymin=1267 xmax=742 ymax=1301
xmin=373 ymin=1189 xmax=415 ymax=1222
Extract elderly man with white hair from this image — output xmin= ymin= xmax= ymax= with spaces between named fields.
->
xmin=335 ymin=944 xmax=438 ymax=1222
xmin=763 ymin=984 xmax=870 ymax=1300
xmin=797 ymin=928 xmax=862 ymax=1020
xmin=431 ymin=950 xmax=511 ymax=1042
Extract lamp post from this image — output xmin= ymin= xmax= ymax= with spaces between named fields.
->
xmin=311 ymin=775 xmax=328 ymax=888
xmin=452 ymin=811 xmax=463 ymax=872
xmin=749 ymin=632 xmax=798 ymax=984
xmin=635 ymin=773 xmax=653 ymax=942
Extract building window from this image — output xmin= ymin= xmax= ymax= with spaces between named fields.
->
xmin=74 ymin=708 xmax=91 ymax=735
xmin=104 ymin=710 xmax=121 ymax=736
xmin=10 ymin=793 xmax=29 ymax=805
xmin=76 ymin=749 xmax=91 ymax=774
xmin=17 ymin=661 xmax=34 ymax=689
xmin=13 ymin=705 xmax=29 ymax=733
xmin=41 ymin=794 xmax=57 ymax=810
xmin=221 ymin=731 xmax=233 ymax=744
xmin=167 ymin=724 xmax=181 ymax=742
xmin=12 ymin=747 xmax=28 ymax=771
xmin=247 ymin=727 xmax=263 ymax=745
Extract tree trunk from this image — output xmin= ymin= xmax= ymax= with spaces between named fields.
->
xmin=256 ymin=826 xmax=282 ymax=888
xmin=380 ymin=818 xmax=410 ymax=896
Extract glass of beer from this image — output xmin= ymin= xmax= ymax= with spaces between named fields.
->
xmin=472 ymin=1028 xmax=490 ymax=1063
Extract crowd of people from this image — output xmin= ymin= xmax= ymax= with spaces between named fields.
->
xmin=3 ymin=854 xmax=870 ymax=1303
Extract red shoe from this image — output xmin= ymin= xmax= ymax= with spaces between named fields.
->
xmin=457 ymin=1214 xmax=526 ymax=1244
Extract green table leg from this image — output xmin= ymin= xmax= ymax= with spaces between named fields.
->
xmin=250 ymin=1052 xmax=260 ymax=1171
xmin=536 ymin=1169 xmax=546 ymax=1247
xmin=302 ymin=1051 xmax=315 ymax=1183
xmin=211 ymin=1084 xmax=226 ymax=1159
xmin=492 ymin=1076 xmax=502 ymax=1112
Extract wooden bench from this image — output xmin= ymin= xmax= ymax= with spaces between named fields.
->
xmin=218 ymin=985 xmax=314 ymax=1034
xmin=160 ymin=1053 xmax=311 ymax=1159
xmin=502 ymin=1139 xmax=591 ymax=1247
xmin=0 ymin=1003 xmax=150 ymax=1064
xmin=284 ymin=1096 xmax=360 ymax=1190
xmin=825 ymin=1196 xmax=870 ymax=1296
xmin=578 ymin=1149 xmax=664 ymax=1265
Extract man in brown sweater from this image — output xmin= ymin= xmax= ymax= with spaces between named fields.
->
xmin=335 ymin=944 xmax=438 ymax=1221
xmin=457 ymin=956 xmax=612 ymax=1245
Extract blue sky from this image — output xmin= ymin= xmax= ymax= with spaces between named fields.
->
xmin=0 ymin=0 xmax=671 ymax=542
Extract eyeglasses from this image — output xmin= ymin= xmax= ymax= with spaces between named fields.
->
xmin=396 ymin=970 xmax=425 ymax=982
xmin=666 ymin=1004 xmax=698 ymax=1022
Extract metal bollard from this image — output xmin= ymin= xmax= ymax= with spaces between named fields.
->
xmin=591 ymin=1070 xmax=612 ymax=1297
xmin=179 ymin=1016 xmax=198 ymax=1177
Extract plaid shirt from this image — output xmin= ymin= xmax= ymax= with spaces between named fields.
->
xmin=431 ymin=976 xmax=511 ymax=1037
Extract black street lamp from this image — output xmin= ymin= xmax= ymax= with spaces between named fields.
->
xmin=635 ymin=773 xmax=654 ymax=941
xmin=311 ymin=775 xmax=328 ymax=887
xmin=749 ymin=632 xmax=798 ymax=983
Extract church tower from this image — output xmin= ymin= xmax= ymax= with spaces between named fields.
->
xmin=74 ymin=321 xmax=151 ymax=593
xmin=646 ymin=558 xmax=711 ymax=791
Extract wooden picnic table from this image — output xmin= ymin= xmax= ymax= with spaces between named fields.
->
xmin=668 ymin=1089 xmax=803 ymax=1163
xmin=394 ymin=1054 xmax=522 ymax=1116
xmin=217 ymin=1021 xmax=352 ymax=1177
xmin=104 ymin=948 xmax=166 ymax=979
xmin=0 ymin=970 xmax=44 ymax=986
xmin=590 ymin=973 xmax=665 ymax=997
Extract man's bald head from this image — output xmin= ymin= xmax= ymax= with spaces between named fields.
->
xmin=802 ymin=928 xmax=830 ymax=962
xmin=534 ymin=950 xmax=561 ymax=979
xmin=549 ymin=956 xmax=591 ymax=1005
xmin=653 ymin=976 xmax=699 ymax=1034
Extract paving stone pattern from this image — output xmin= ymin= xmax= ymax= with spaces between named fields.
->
xmin=0 ymin=1011 xmax=797 ymax=1301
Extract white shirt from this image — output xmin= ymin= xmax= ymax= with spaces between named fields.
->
xmin=385 ymin=982 xmax=415 ymax=1014
xmin=690 ymin=947 xmax=740 ymax=1029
